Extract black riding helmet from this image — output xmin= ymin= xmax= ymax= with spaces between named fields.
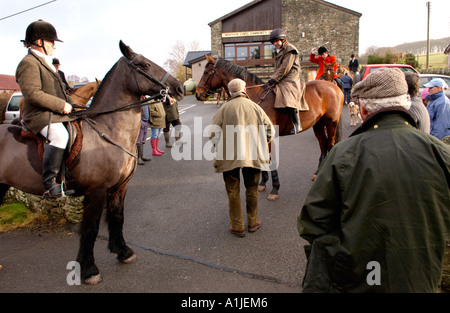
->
xmin=21 ymin=20 xmax=62 ymax=45
xmin=269 ymin=28 xmax=286 ymax=43
xmin=318 ymin=46 xmax=328 ymax=55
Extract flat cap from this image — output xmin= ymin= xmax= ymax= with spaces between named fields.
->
xmin=228 ymin=78 xmax=246 ymax=93
xmin=352 ymin=68 xmax=408 ymax=99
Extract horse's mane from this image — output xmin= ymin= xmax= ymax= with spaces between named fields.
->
xmin=215 ymin=59 xmax=263 ymax=85
xmin=87 ymin=60 xmax=119 ymax=110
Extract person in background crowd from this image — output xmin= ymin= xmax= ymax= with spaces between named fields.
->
xmin=137 ymin=96 xmax=152 ymax=165
xmin=52 ymin=58 xmax=70 ymax=92
xmin=404 ymin=72 xmax=430 ymax=133
xmin=424 ymin=78 xmax=450 ymax=139
xmin=163 ymin=95 xmax=186 ymax=147
xmin=149 ymin=98 xmax=166 ymax=156
xmin=340 ymin=72 xmax=353 ymax=105
xmin=348 ymin=54 xmax=359 ymax=74
xmin=298 ymin=68 xmax=450 ymax=292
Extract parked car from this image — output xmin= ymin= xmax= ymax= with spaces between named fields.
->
xmin=419 ymin=74 xmax=450 ymax=99
xmin=355 ymin=64 xmax=419 ymax=83
xmin=72 ymin=83 xmax=87 ymax=89
xmin=3 ymin=92 xmax=22 ymax=124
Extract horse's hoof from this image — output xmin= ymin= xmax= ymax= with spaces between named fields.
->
xmin=311 ymin=174 xmax=317 ymax=181
xmin=121 ymin=253 xmax=137 ymax=264
xmin=84 ymin=273 xmax=102 ymax=285
xmin=267 ymin=194 xmax=279 ymax=201
xmin=258 ymin=185 xmax=266 ymax=192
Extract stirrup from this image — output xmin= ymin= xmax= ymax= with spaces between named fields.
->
xmin=43 ymin=183 xmax=74 ymax=199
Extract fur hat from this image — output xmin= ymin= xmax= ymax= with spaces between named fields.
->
xmin=228 ymin=78 xmax=246 ymax=93
xmin=352 ymin=68 xmax=408 ymax=99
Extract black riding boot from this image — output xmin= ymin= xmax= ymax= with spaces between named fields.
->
xmin=42 ymin=144 xmax=74 ymax=198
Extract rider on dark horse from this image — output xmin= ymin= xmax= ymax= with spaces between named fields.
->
xmin=310 ymin=46 xmax=344 ymax=90
xmin=16 ymin=20 xmax=75 ymax=198
xmin=268 ymin=28 xmax=308 ymax=134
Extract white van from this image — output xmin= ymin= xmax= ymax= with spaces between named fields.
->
xmin=3 ymin=92 xmax=22 ymax=124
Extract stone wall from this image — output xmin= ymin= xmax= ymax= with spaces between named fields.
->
xmin=4 ymin=188 xmax=84 ymax=223
xmin=210 ymin=22 xmax=223 ymax=58
xmin=210 ymin=0 xmax=360 ymax=66
xmin=282 ymin=0 xmax=360 ymax=64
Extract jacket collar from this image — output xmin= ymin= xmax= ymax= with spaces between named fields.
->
xmin=28 ymin=49 xmax=58 ymax=76
xmin=350 ymin=107 xmax=417 ymax=137
xmin=28 ymin=49 xmax=67 ymax=99
xmin=229 ymin=91 xmax=250 ymax=101
xmin=428 ymin=91 xmax=444 ymax=101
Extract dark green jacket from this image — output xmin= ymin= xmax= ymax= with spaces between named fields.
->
xmin=298 ymin=108 xmax=450 ymax=292
xmin=16 ymin=50 xmax=73 ymax=134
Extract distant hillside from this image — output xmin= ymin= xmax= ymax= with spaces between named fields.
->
xmin=380 ymin=37 xmax=450 ymax=55
xmin=360 ymin=37 xmax=449 ymax=64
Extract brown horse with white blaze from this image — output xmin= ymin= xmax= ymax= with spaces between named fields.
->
xmin=196 ymin=55 xmax=343 ymax=198
xmin=0 ymin=41 xmax=184 ymax=284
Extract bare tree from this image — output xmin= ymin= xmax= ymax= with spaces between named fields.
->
xmin=164 ymin=40 xmax=201 ymax=82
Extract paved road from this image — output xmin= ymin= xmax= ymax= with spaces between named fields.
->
xmin=0 ymin=96 xmax=355 ymax=296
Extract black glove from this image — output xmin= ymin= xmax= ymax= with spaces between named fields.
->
xmin=268 ymin=78 xmax=277 ymax=86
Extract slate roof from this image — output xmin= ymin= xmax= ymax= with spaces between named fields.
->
xmin=183 ymin=51 xmax=212 ymax=67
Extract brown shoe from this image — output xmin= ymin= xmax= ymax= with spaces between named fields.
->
xmin=248 ymin=220 xmax=262 ymax=233
xmin=228 ymin=227 xmax=245 ymax=237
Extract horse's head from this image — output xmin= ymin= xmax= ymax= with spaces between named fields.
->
xmin=195 ymin=55 xmax=224 ymax=101
xmin=323 ymin=62 xmax=335 ymax=82
xmin=119 ymin=41 xmax=184 ymax=101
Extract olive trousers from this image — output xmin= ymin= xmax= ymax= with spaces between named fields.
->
xmin=223 ymin=167 xmax=261 ymax=231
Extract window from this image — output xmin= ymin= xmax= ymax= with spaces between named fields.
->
xmin=224 ymin=42 xmax=275 ymax=62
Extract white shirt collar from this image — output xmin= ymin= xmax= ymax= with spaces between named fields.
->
xmin=30 ymin=48 xmax=56 ymax=72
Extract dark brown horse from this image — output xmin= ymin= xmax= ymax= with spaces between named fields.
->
xmin=0 ymin=41 xmax=184 ymax=284
xmin=196 ymin=55 xmax=343 ymax=199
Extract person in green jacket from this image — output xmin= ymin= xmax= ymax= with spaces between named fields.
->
xmin=149 ymin=100 xmax=166 ymax=156
xmin=162 ymin=95 xmax=186 ymax=147
xmin=298 ymin=68 xmax=450 ymax=292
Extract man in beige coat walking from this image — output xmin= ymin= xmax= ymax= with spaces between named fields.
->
xmin=210 ymin=79 xmax=274 ymax=237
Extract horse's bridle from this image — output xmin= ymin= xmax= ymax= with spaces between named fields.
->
xmin=197 ymin=62 xmax=222 ymax=98
xmin=124 ymin=54 xmax=171 ymax=100
xmin=69 ymin=55 xmax=174 ymax=159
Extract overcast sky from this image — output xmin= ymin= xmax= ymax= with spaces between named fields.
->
xmin=0 ymin=0 xmax=448 ymax=81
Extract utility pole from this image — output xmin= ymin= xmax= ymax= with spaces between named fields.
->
xmin=426 ymin=1 xmax=431 ymax=69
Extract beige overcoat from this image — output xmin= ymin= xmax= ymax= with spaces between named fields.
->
xmin=209 ymin=92 xmax=275 ymax=173
xmin=16 ymin=50 xmax=73 ymax=135
xmin=271 ymin=42 xmax=308 ymax=111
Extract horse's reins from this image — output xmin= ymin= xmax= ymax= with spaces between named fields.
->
xmin=68 ymin=55 xmax=172 ymax=158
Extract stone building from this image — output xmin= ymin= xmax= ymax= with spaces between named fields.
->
xmin=209 ymin=0 xmax=361 ymax=80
